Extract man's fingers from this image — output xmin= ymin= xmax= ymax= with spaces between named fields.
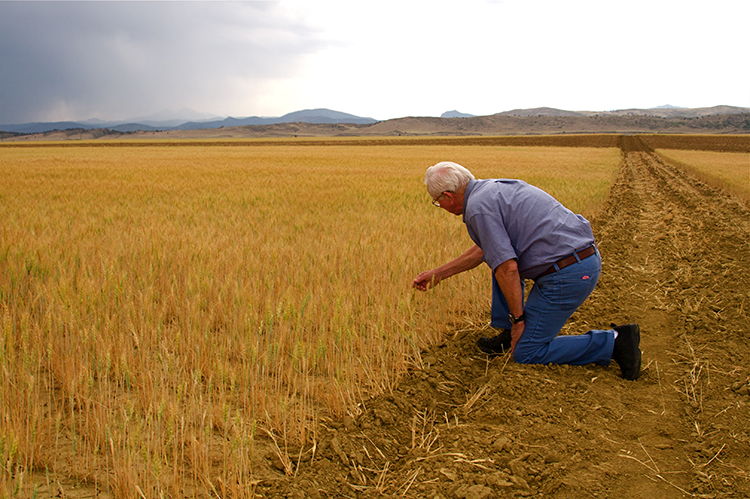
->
xmin=412 ymin=278 xmax=432 ymax=291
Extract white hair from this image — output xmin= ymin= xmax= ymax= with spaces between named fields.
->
xmin=424 ymin=161 xmax=475 ymax=198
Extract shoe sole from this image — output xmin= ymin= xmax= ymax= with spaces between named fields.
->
xmin=623 ymin=325 xmax=641 ymax=381
xmin=476 ymin=340 xmax=510 ymax=356
xmin=476 ymin=331 xmax=511 ymax=356
xmin=476 ymin=343 xmax=508 ymax=356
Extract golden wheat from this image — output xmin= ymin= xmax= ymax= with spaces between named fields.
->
xmin=0 ymin=141 xmax=620 ymax=496
xmin=655 ymin=149 xmax=749 ymax=205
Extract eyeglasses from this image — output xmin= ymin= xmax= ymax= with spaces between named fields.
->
xmin=431 ymin=191 xmax=451 ymax=207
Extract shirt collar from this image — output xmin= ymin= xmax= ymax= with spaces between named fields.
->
xmin=462 ymin=179 xmax=476 ymax=223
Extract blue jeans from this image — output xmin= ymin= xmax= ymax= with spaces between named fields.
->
xmin=491 ymin=249 xmax=615 ymax=366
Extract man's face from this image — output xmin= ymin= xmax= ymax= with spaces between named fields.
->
xmin=432 ymin=191 xmax=463 ymax=216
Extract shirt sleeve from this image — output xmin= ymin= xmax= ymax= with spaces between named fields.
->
xmin=466 ymin=213 xmax=518 ymax=271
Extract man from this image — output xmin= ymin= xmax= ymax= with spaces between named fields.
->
xmin=412 ymin=161 xmax=641 ymax=380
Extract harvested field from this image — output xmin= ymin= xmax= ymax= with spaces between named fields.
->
xmin=640 ymin=134 xmax=749 ymax=153
xmin=2 ymin=133 xmax=747 ymax=151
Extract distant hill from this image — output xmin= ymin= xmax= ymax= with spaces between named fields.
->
xmin=577 ymin=105 xmax=749 ymax=119
xmin=497 ymin=106 xmax=750 ymax=119
xmin=441 ymin=110 xmax=476 ymax=118
xmin=497 ymin=107 xmax=586 ymax=117
xmin=280 ymin=109 xmax=377 ymax=124
xmin=121 ymin=108 xmax=222 ymax=127
xmin=0 ymin=108 xmax=378 ymax=134
xmin=175 ymin=108 xmax=378 ymax=130
xmin=2 ymin=106 xmax=748 ymax=139
xmin=360 ymin=111 xmax=749 ymax=136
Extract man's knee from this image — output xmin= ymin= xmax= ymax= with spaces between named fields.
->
xmin=512 ymin=345 xmax=539 ymax=364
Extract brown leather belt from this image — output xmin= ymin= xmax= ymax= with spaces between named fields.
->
xmin=536 ymin=245 xmax=597 ymax=279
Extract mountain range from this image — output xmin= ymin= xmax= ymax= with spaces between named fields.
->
xmin=443 ymin=105 xmax=749 ymax=119
xmin=0 ymin=109 xmax=378 ymax=135
xmin=1 ymin=106 xmax=748 ymax=136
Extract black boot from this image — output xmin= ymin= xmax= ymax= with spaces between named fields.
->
xmin=477 ymin=329 xmax=512 ymax=356
xmin=611 ymin=323 xmax=641 ymax=380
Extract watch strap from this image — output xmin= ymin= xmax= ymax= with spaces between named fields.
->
xmin=509 ymin=312 xmax=525 ymax=324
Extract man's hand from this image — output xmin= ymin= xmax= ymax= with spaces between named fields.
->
xmin=412 ymin=270 xmax=441 ymax=291
xmin=510 ymin=321 xmax=525 ymax=352
xmin=493 ymin=259 xmax=525 ymax=352
xmin=412 ymin=245 xmax=484 ymax=292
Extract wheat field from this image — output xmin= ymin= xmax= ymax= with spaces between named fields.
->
xmin=654 ymin=149 xmax=749 ymax=205
xmin=0 ymin=141 xmax=621 ymax=496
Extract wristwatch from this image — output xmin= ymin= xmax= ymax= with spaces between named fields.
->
xmin=509 ymin=312 xmax=525 ymax=324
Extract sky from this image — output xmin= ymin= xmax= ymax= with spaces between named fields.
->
xmin=0 ymin=0 xmax=748 ymax=124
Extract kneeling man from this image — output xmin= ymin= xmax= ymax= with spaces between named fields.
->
xmin=412 ymin=162 xmax=641 ymax=380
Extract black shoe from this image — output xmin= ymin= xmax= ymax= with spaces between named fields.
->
xmin=611 ymin=323 xmax=641 ymax=380
xmin=477 ymin=329 xmax=512 ymax=356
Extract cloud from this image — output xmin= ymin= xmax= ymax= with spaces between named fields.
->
xmin=0 ymin=0 xmax=748 ymax=124
xmin=277 ymin=0 xmax=750 ymax=118
xmin=0 ymin=1 xmax=327 ymax=123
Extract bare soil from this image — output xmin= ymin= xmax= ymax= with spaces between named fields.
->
xmin=250 ymin=137 xmax=749 ymax=498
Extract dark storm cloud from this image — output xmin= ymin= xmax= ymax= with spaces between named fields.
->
xmin=0 ymin=1 xmax=324 ymax=123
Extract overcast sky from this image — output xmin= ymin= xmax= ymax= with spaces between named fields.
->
xmin=1 ymin=0 xmax=748 ymax=124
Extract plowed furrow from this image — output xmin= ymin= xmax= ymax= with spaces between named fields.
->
xmin=590 ymin=147 xmax=749 ymax=496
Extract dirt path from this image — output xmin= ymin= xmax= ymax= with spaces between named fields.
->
xmin=259 ymin=138 xmax=749 ymax=498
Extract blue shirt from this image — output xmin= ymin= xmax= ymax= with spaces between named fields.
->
xmin=462 ymin=179 xmax=595 ymax=279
